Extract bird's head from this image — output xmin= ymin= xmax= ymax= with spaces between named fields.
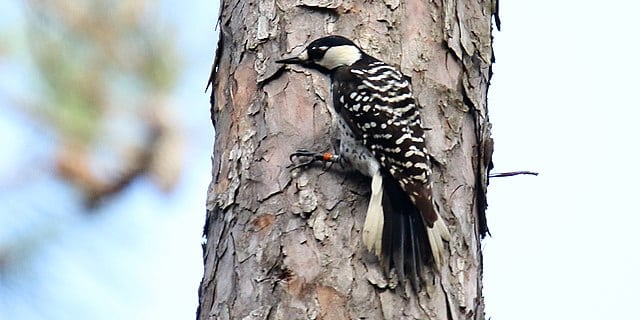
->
xmin=276 ymin=35 xmax=363 ymax=72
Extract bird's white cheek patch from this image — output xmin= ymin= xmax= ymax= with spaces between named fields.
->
xmin=297 ymin=50 xmax=309 ymax=61
xmin=320 ymin=45 xmax=361 ymax=69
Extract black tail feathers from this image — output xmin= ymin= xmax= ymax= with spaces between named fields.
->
xmin=380 ymin=173 xmax=433 ymax=290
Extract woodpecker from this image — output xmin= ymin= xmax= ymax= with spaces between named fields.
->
xmin=277 ymin=35 xmax=450 ymax=286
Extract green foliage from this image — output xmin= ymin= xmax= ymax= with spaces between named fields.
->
xmin=25 ymin=0 xmax=179 ymax=145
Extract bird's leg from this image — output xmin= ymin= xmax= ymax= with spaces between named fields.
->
xmin=289 ymin=149 xmax=340 ymax=169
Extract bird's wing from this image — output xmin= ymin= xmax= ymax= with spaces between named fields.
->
xmin=332 ymin=61 xmax=437 ymax=227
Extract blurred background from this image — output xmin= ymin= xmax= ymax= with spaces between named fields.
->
xmin=0 ymin=1 xmax=216 ymax=319
xmin=1 ymin=1 xmax=639 ymax=320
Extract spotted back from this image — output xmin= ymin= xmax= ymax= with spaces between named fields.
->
xmin=331 ymin=58 xmax=437 ymax=226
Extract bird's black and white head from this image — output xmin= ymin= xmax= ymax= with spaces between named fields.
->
xmin=276 ymin=35 xmax=364 ymax=73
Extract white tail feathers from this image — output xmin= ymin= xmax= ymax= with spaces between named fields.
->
xmin=362 ymin=171 xmax=451 ymax=269
xmin=428 ymin=217 xmax=451 ymax=267
xmin=362 ymin=171 xmax=384 ymax=256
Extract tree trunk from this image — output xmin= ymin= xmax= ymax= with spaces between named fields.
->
xmin=198 ymin=1 xmax=496 ymax=319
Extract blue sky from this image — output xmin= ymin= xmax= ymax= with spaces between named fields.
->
xmin=0 ymin=1 xmax=216 ymax=319
xmin=1 ymin=1 xmax=639 ymax=319
xmin=484 ymin=1 xmax=640 ymax=319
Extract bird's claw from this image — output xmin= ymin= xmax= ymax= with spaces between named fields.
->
xmin=289 ymin=149 xmax=325 ymax=169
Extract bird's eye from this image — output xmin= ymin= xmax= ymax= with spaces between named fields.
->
xmin=308 ymin=46 xmax=325 ymax=60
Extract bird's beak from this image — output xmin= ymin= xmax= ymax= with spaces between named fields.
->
xmin=276 ymin=57 xmax=303 ymax=64
xmin=276 ymin=50 xmax=309 ymax=65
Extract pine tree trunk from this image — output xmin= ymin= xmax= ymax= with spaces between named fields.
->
xmin=198 ymin=1 xmax=496 ymax=319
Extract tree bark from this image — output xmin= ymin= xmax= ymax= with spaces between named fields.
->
xmin=198 ymin=1 xmax=496 ymax=319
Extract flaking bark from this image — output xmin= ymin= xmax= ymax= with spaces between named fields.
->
xmin=198 ymin=1 xmax=496 ymax=319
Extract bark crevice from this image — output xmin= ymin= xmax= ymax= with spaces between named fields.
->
xmin=199 ymin=1 xmax=497 ymax=319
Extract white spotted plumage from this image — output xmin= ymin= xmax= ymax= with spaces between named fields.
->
xmin=277 ymin=35 xmax=451 ymax=287
xmin=331 ymin=55 xmax=451 ymax=271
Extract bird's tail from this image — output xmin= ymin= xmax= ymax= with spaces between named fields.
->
xmin=427 ymin=215 xmax=450 ymax=268
xmin=362 ymin=171 xmax=450 ymax=288
xmin=362 ymin=171 xmax=384 ymax=256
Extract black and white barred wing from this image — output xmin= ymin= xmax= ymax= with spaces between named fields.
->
xmin=332 ymin=60 xmax=438 ymax=227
